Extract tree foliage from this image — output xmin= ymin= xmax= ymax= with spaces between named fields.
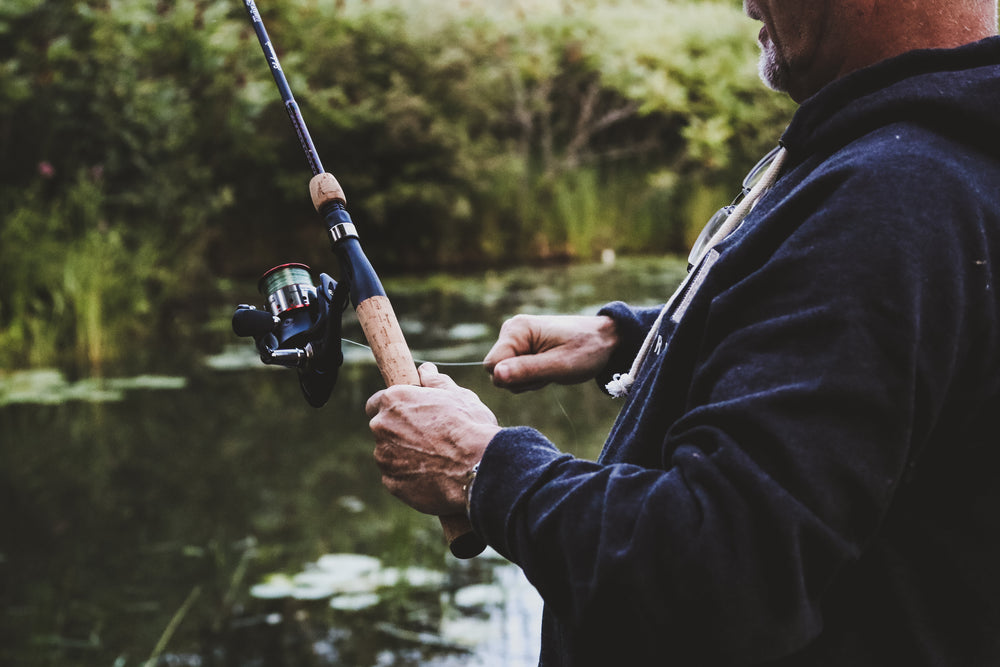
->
xmin=0 ymin=0 xmax=795 ymax=369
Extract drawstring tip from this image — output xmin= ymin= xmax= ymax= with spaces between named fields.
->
xmin=605 ymin=373 xmax=633 ymax=398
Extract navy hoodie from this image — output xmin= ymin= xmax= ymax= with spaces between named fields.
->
xmin=469 ymin=38 xmax=1000 ymax=666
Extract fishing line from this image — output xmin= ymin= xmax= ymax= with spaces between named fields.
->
xmin=347 ymin=334 xmax=582 ymax=438
xmin=342 ymin=340 xmax=581 ymax=440
xmin=340 ymin=338 xmax=485 ymax=367
xmin=553 ymin=393 xmax=578 ymax=442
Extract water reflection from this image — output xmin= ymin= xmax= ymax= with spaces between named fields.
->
xmin=0 ymin=256 xmax=685 ymax=666
xmin=241 ymin=547 xmax=542 ymax=666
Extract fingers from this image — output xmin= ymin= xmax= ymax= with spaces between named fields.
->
xmin=482 ymin=314 xmax=535 ymax=374
xmin=367 ymin=366 xmax=494 ymax=425
xmin=484 ymin=314 xmax=620 ymax=392
xmin=483 ymin=314 xmax=549 ymax=391
xmin=365 ymin=369 xmax=498 ymax=516
xmin=417 ymin=363 xmax=458 ymax=389
xmin=364 ymin=389 xmax=384 ymax=419
xmin=489 ymin=356 xmax=551 ymax=393
xmin=366 ymin=364 xmax=453 ymax=418
xmin=483 ymin=340 xmax=517 ymax=375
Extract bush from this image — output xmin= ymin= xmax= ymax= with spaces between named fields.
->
xmin=0 ymin=0 xmax=794 ymax=369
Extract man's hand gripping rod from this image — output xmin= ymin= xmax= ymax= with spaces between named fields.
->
xmin=240 ymin=0 xmax=486 ymax=559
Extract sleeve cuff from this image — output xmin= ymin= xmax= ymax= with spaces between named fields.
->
xmin=467 ymin=426 xmax=571 ymax=561
xmin=595 ymin=301 xmax=661 ymax=392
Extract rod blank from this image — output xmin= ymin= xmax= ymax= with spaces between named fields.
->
xmin=243 ymin=0 xmax=324 ymax=176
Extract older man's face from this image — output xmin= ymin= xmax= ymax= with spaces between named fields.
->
xmin=744 ymin=0 xmax=842 ymax=101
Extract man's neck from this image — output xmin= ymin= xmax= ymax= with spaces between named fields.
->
xmin=797 ymin=1 xmax=997 ymax=101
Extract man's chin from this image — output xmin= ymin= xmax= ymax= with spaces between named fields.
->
xmin=758 ymin=50 xmax=790 ymax=94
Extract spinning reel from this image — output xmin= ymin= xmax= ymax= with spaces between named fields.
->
xmin=232 ymin=263 xmax=349 ymax=408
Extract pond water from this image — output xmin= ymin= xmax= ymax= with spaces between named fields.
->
xmin=0 ymin=256 xmax=686 ymax=667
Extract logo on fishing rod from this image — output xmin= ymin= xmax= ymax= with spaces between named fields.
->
xmin=265 ymin=42 xmax=282 ymax=71
xmin=245 ymin=0 xmax=261 ymax=24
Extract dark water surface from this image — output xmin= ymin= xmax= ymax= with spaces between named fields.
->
xmin=0 ymin=257 xmax=685 ymax=666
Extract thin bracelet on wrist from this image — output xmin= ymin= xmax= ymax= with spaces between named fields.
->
xmin=463 ymin=462 xmax=480 ymax=518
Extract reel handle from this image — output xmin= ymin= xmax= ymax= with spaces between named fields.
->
xmin=311 ymin=173 xmax=486 ymax=559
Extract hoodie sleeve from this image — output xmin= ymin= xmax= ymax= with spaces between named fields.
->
xmin=467 ymin=132 xmax=991 ymax=663
xmin=594 ymin=302 xmax=663 ymax=391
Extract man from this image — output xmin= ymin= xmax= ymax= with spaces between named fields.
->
xmin=366 ymin=0 xmax=1000 ymax=664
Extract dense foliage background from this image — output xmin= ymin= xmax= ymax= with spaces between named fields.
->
xmin=0 ymin=0 xmax=795 ymax=370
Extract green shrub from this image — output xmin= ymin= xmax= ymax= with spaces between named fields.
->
xmin=0 ymin=0 xmax=795 ymax=368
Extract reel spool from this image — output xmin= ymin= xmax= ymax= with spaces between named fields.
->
xmin=258 ymin=263 xmax=318 ymax=349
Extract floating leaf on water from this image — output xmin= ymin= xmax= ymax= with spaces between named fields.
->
xmin=329 ymin=592 xmax=381 ymax=611
xmin=0 ymin=369 xmax=186 ymax=405
xmin=290 ymin=571 xmax=359 ymax=598
xmin=286 ymin=553 xmax=385 ymax=598
xmin=250 ymin=554 xmax=452 ymax=603
xmin=64 ymin=379 xmax=125 ymax=402
xmin=377 ymin=566 xmax=448 ymax=589
xmin=0 ymin=369 xmax=69 ymax=405
xmin=289 ymin=579 xmax=342 ymax=600
xmin=314 ymin=553 xmax=382 ymax=577
xmin=250 ymin=574 xmax=297 ymax=599
xmin=204 ymin=345 xmax=277 ymax=371
xmin=107 ymin=375 xmax=187 ymax=391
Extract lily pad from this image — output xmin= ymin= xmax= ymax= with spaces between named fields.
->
xmin=0 ymin=369 xmax=187 ymax=405
xmin=376 ymin=566 xmax=448 ymax=589
xmin=329 ymin=592 xmax=381 ymax=611
xmin=249 ymin=574 xmax=298 ymax=599
xmin=250 ymin=553 xmax=452 ymax=603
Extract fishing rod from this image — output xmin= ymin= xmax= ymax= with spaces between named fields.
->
xmin=231 ymin=0 xmax=486 ymax=559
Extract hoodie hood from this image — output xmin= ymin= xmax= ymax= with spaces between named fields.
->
xmin=780 ymin=36 xmax=1000 ymax=169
